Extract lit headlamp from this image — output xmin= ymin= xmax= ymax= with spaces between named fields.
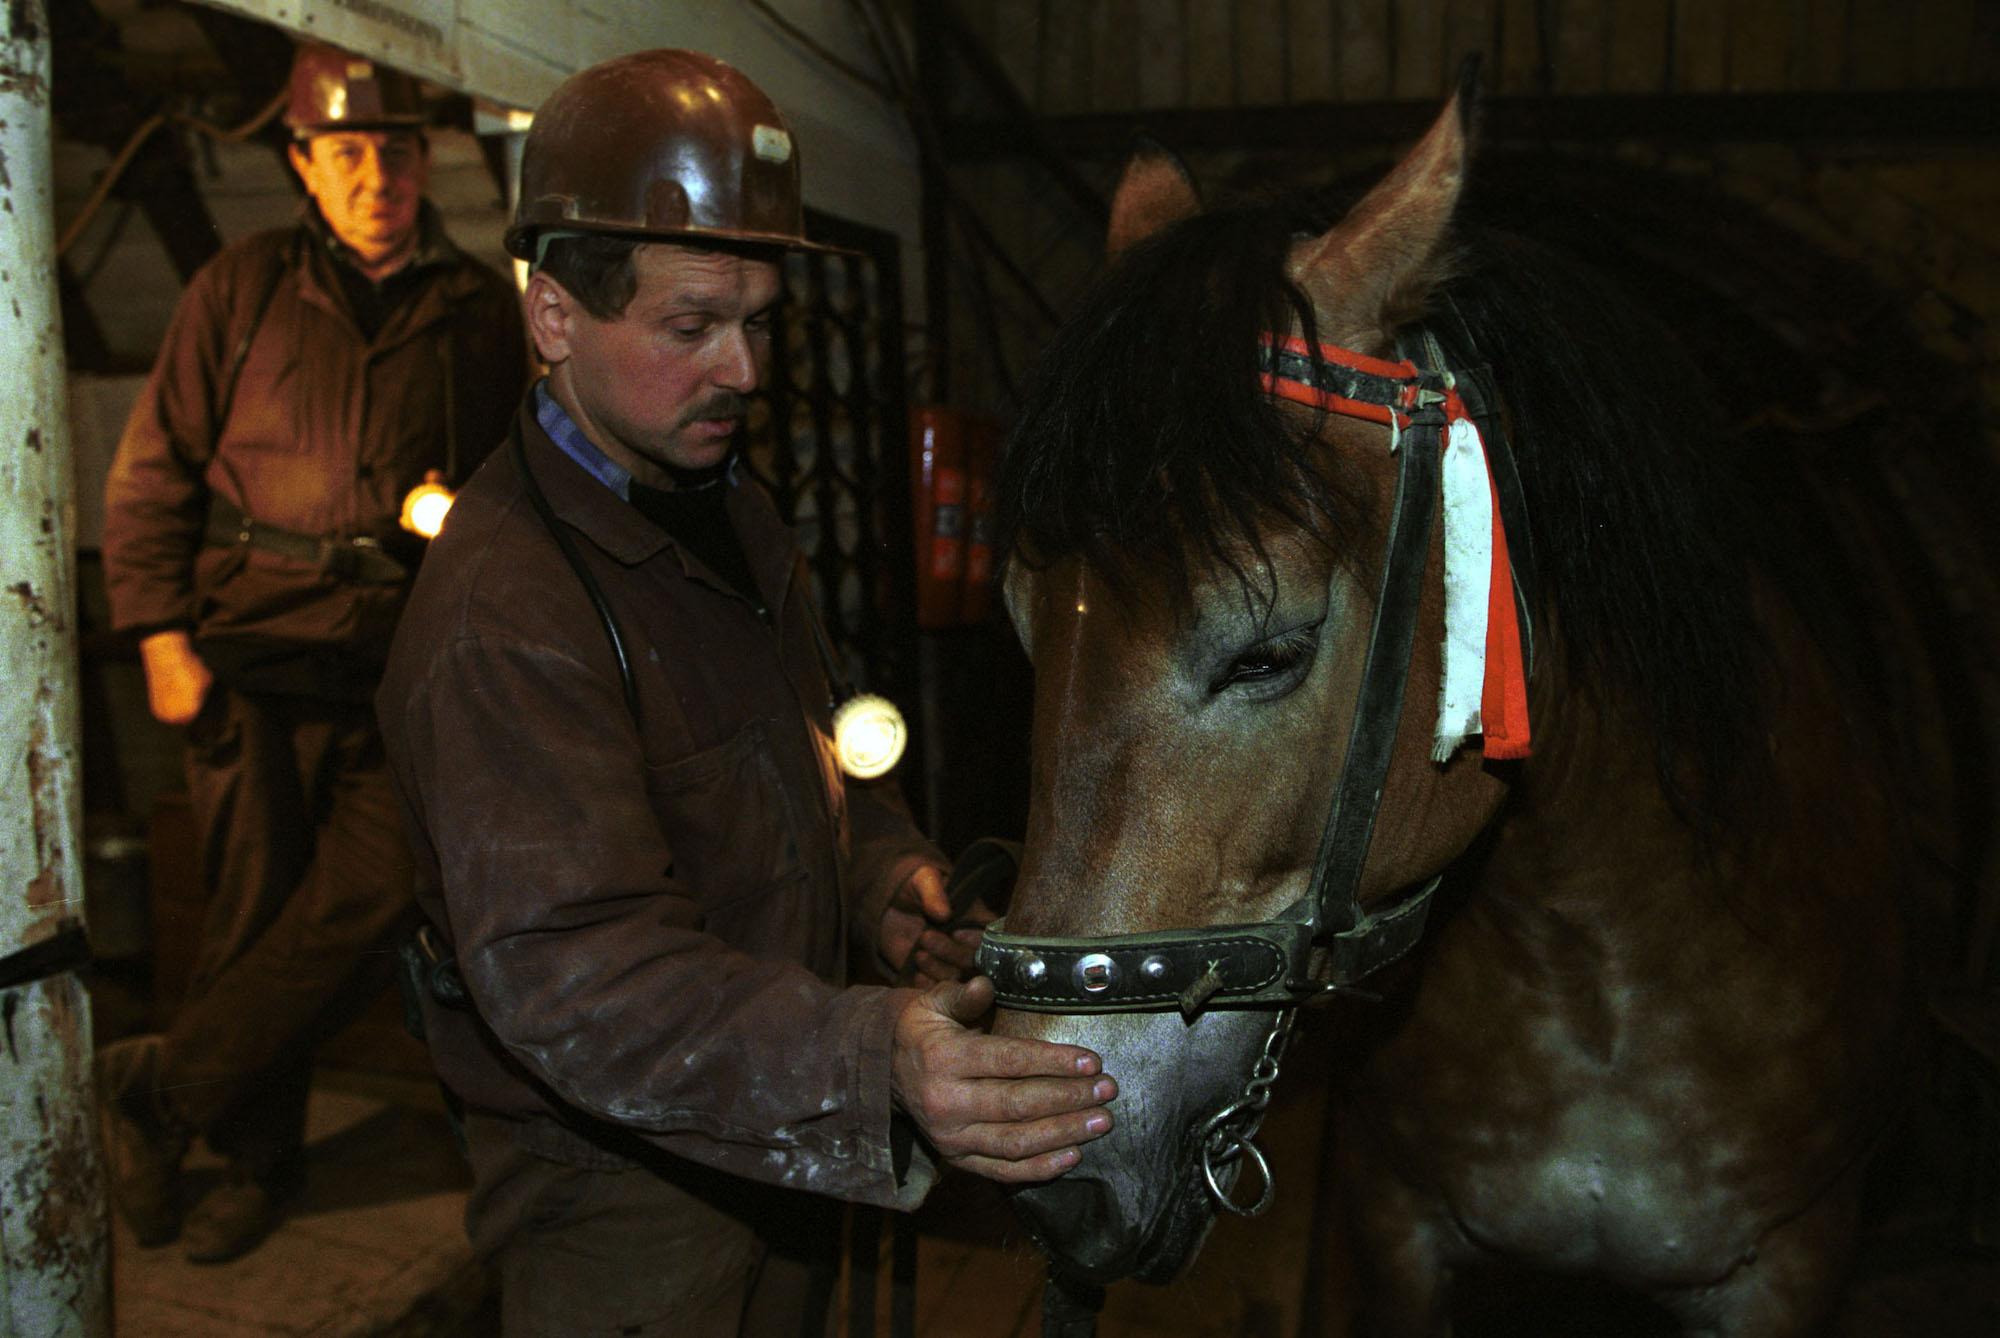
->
xmin=399 ymin=469 xmax=456 ymax=539
xmin=809 ymin=604 xmax=908 ymax=779
xmin=831 ymin=692 xmax=907 ymax=779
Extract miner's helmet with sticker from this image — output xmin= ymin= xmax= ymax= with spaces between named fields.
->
xmin=504 ymin=48 xmax=834 ymax=262
xmin=284 ymin=42 xmax=427 ymax=137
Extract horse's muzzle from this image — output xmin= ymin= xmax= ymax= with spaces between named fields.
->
xmin=1009 ymin=1163 xmax=1215 ymax=1284
xmin=993 ymin=1008 xmax=1276 ymax=1283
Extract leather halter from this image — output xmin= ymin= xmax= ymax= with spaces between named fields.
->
xmin=975 ymin=321 xmax=1535 ymax=1016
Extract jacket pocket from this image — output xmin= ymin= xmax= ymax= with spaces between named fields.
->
xmin=641 ymin=718 xmax=809 ymax=918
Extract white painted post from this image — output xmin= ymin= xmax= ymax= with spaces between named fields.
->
xmin=0 ymin=2 xmax=111 ymax=1334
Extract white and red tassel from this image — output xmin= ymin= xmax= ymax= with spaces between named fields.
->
xmin=1430 ymin=405 xmax=1532 ymax=763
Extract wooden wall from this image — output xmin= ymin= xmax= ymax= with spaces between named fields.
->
xmin=926 ymin=1 xmax=2000 ymax=423
xmin=953 ymin=0 xmax=1995 ymax=113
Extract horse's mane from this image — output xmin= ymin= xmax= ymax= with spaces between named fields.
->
xmin=999 ymin=204 xmax=1367 ymax=615
xmin=1444 ymin=227 xmax=1787 ymax=826
xmin=998 ymin=194 xmax=1832 ymax=833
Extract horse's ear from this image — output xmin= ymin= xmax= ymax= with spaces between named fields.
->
xmin=1290 ymin=64 xmax=1478 ymax=342
xmin=1107 ymin=139 xmax=1202 ymax=261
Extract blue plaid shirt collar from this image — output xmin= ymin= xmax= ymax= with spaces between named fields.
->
xmin=534 ymin=380 xmax=631 ymax=500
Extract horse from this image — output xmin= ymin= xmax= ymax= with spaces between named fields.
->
xmin=973 ymin=78 xmax=1956 ymax=1337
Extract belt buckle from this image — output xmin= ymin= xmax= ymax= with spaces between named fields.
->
xmin=315 ymin=536 xmax=357 ymax=579
xmin=348 ymin=535 xmax=404 ymax=584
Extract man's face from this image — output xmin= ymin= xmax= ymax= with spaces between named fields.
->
xmin=536 ymin=243 xmax=782 ymax=481
xmin=288 ymin=130 xmax=429 ymax=272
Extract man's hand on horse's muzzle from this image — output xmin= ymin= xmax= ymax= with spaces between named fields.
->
xmin=891 ymin=976 xmax=1117 ymax=1183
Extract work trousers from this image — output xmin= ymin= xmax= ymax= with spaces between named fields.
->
xmin=160 ymin=688 xmax=415 ymax=1174
xmin=464 ymin=1113 xmax=839 ymax=1338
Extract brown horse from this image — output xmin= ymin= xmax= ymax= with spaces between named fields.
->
xmin=979 ymin=83 xmax=1943 ymax=1337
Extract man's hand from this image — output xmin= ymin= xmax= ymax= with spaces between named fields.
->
xmin=139 ymin=630 xmax=213 ymax=726
xmin=891 ymin=976 xmax=1116 ymax=1183
xmin=880 ymin=864 xmax=987 ymax=987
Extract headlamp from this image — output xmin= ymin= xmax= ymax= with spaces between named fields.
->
xmin=400 ymin=469 xmax=456 ymax=539
xmin=831 ymin=693 xmax=907 ymax=779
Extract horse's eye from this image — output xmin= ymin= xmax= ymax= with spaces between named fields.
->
xmin=1209 ymin=625 xmax=1319 ymax=694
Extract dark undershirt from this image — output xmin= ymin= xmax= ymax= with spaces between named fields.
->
xmin=332 ymin=258 xmax=427 ymax=342
xmin=627 ymin=477 xmax=767 ymax=616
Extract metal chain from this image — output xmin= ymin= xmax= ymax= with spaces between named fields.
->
xmin=1196 ymin=1007 xmax=1296 ymax=1217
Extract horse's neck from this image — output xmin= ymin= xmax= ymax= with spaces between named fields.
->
xmin=1485 ymin=683 xmax=1698 ymax=928
xmin=1480 ymin=606 xmax=1904 ymax=960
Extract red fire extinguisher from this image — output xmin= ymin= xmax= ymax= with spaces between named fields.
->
xmin=909 ymin=406 xmax=966 ymax=629
xmin=960 ymin=414 xmax=999 ymax=625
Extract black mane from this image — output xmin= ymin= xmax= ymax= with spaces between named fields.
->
xmin=998 ymin=205 xmax=1373 ymax=614
xmin=998 ymin=195 xmax=1813 ymax=830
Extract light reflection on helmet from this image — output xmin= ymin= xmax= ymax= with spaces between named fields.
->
xmin=505 ymin=49 xmax=835 ymax=260
xmin=284 ymin=42 xmax=427 ymax=138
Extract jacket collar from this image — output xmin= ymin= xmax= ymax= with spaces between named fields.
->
xmin=511 ymin=396 xmax=799 ymax=616
xmin=293 ymin=202 xmax=491 ymax=337
xmin=514 ymin=401 xmax=670 ymax=566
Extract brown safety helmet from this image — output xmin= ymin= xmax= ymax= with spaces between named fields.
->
xmin=505 ymin=49 xmax=833 ymax=260
xmin=285 ymin=42 xmax=427 ymax=137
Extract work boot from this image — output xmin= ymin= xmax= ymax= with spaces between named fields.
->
xmin=94 ymin=1035 xmax=189 ymax=1246
xmin=182 ymin=1157 xmax=302 ymax=1264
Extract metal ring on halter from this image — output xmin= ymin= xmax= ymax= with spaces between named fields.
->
xmin=1201 ymin=1127 xmax=1275 ymax=1217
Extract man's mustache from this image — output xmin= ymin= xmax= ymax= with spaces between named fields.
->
xmin=681 ymin=394 xmax=748 ymax=426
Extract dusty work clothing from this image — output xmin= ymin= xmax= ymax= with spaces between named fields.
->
xmin=166 ymin=690 xmax=414 ymax=1172
xmin=102 ymin=205 xmax=525 ymax=688
xmin=464 ymin=1111 xmax=840 ymax=1337
xmin=376 ymin=393 xmax=944 ymax=1223
xmin=100 ymin=205 xmax=527 ymax=1167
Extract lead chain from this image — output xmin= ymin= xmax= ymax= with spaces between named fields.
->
xmin=1197 ymin=1007 xmax=1296 ymax=1217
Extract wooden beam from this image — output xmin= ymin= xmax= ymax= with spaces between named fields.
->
xmin=941 ymin=89 xmax=2000 ymax=160
xmin=57 ymin=261 xmax=118 ymax=375
xmin=52 ymin=0 xmax=226 ymax=282
xmin=932 ymin=1 xmax=1107 ymax=227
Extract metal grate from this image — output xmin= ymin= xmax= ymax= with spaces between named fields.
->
xmin=743 ymin=209 xmax=919 ymax=733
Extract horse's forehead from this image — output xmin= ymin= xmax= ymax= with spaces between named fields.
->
xmin=1013 ymin=560 xmax=1125 ymax=635
xmin=1010 ymin=522 xmax=1336 ymax=627
xmin=1007 ymin=559 xmax=1169 ymax=666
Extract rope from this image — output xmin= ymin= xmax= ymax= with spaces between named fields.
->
xmin=57 ymin=85 xmax=289 ymax=260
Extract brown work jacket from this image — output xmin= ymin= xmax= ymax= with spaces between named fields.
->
xmin=376 ymin=400 xmax=943 ymax=1208
xmin=101 ymin=209 xmax=527 ymax=677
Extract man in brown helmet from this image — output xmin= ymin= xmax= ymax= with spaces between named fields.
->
xmin=95 ymin=42 xmax=527 ymax=1263
xmin=375 ymin=49 xmax=1116 ymax=1335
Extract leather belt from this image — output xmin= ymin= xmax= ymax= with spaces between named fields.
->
xmin=205 ymin=499 xmax=410 ymax=584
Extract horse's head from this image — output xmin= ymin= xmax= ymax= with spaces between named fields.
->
xmin=987 ymin=82 xmax=1519 ymax=1284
